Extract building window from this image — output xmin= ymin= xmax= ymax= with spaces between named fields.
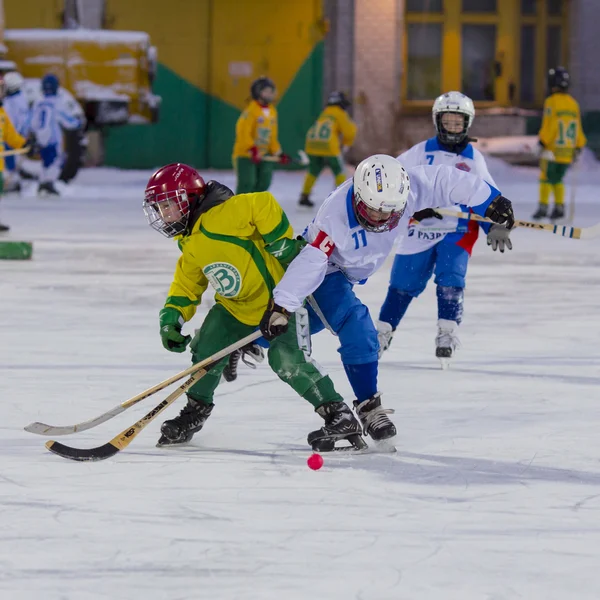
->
xmin=521 ymin=0 xmax=536 ymax=15
xmin=547 ymin=0 xmax=563 ymax=16
xmin=462 ymin=25 xmax=497 ymax=101
xmin=462 ymin=0 xmax=497 ymax=12
xmin=546 ymin=25 xmax=562 ymax=73
xmin=406 ymin=23 xmax=442 ymax=100
xmin=520 ymin=25 xmax=535 ymax=103
xmin=406 ymin=0 xmax=443 ymax=12
xmin=402 ymin=0 xmax=569 ymax=108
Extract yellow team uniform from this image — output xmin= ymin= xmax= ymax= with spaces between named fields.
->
xmin=0 ymin=107 xmax=26 ymax=172
xmin=157 ymin=185 xmax=344 ymax=421
xmin=538 ymin=92 xmax=587 ymax=209
xmin=302 ymin=105 xmax=357 ymax=196
xmin=164 ymin=191 xmax=292 ymax=327
xmin=305 ymin=105 xmax=357 ymax=157
xmin=232 ymin=100 xmax=281 ymax=160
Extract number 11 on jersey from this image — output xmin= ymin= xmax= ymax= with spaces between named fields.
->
xmin=352 ymin=230 xmax=367 ymax=249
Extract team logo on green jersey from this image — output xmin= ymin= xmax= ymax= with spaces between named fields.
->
xmin=203 ymin=262 xmax=242 ymax=298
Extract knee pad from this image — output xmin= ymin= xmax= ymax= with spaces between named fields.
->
xmin=436 ymin=286 xmax=464 ymax=324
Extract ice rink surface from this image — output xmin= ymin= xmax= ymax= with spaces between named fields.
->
xmin=2 ymin=159 xmax=600 ymax=599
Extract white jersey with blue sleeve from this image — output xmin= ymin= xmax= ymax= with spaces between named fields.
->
xmin=3 ymin=91 xmax=31 ymax=137
xmin=30 ymin=95 xmax=81 ymax=147
xmin=273 ymin=164 xmax=500 ymax=313
xmin=396 ymin=137 xmax=497 ymax=255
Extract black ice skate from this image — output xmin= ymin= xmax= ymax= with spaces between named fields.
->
xmin=531 ymin=204 xmax=548 ymax=220
xmin=4 ymin=180 xmax=21 ymax=194
xmin=307 ymin=401 xmax=367 ymax=452
xmin=354 ymin=393 xmax=397 ymax=443
xmin=222 ymin=343 xmax=265 ymax=382
xmin=38 ymin=182 xmax=60 ymax=196
xmin=0 ymin=222 xmax=9 ymax=232
xmin=157 ymin=399 xmax=214 ymax=446
xmin=549 ymin=204 xmax=565 ymax=221
xmin=435 ymin=318 xmax=460 ymax=370
xmin=298 ymin=193 xmax=314 ymax=208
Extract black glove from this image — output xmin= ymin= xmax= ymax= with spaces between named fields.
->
xmin=485 ymin=195 xmax=515 ymax=229
xmin=260 ymin=300 xmax=290 ymax=341
xmin=411 ymin=208 xmax=443 ymax=222
xmin=26 ymin=132 xmax=38 ymax=158
xmin=487 ymin=224 xmax=513 ymax=253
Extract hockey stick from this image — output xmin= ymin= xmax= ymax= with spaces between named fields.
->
xmin=44 ymin=331 xmax=263 ymax=461
xmin=433 ymin=208 xmax=600 ymax=240
xmin=568 ymin=161 xmax=579 ymax=224
xmin=25 ymin=330 xmax=262 ymax=436
xmin=0 ymin=146 xmax=30 ymax=158
xmin=261 ymin=150 xmax=309 ymax=166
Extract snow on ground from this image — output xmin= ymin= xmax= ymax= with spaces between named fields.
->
xmin=1 ymin=161 xmax=600 ymax=600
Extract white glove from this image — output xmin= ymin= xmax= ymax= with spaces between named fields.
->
xmin=540 ymin=149 xmax=555 ymax=161
xmin=377 ymin=321 xmax=394 ymax=358
xmin=487 ymin=224 xmax=513 ymax=253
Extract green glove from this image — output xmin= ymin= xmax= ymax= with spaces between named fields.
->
xmin=265 ymin=236 xmax=307 ymax=268
xmin=159 ymin=307 xmax=191 ymax=353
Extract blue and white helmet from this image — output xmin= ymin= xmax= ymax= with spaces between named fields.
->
xmin=432 ymin=91 xmax=475 ymax=145
xmin=352 ymin=154 xmax=410 ymax=233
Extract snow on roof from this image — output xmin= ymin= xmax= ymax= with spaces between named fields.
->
xmin=5 ymin=29 xmax=150 ymax=45
xmin=73 ymin=80 xmax=130 ymax=102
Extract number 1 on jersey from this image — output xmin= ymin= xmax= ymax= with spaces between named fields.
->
xmin=352 ymin=230 xmax=367 ymax=249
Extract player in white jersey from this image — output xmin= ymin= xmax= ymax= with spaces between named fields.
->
xmin=3 ymin=72 xmax=31 ymax=193
xmin=377 ymin=92 xmax=513 ymax=368
xmin=259 ymin=154 xmax=514 ymax=446
xmin=30 ymin=74 xmax=82 ymax=196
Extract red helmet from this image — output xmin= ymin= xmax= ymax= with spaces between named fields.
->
xmin=143 ymin=163 xmax=206 ymax=237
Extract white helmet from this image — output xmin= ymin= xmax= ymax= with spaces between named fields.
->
xmin=432 ymin=91 xmax=475 ymax=145
xmin=4 ymin=71 xmax=24 ymax=94
xmin=352 ymin=154 xmax=410 ymax=232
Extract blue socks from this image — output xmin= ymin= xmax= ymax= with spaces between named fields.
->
xmin=343 ymin=361 xmax=378 ymax=403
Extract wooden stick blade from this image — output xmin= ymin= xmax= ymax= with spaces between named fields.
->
xmin=25 ymin=404 xmax=128 ymax=436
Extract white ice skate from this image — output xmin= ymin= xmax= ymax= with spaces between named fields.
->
xmin=435 ymin=319 xmax=460 ymax=370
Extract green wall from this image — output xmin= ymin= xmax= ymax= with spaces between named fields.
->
xmin=105 ymin=42 xmax=324 ymax=170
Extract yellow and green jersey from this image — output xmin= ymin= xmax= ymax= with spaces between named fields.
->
xmin=305 ymin=105 xmax=357 ymax=157
xmin=538 ymin=92 xmax=587 ymax=164
xmin=164 ymin=191 xmax=293 ymax=326
xmin=0 ymin=107 xmax=26 ymax=170
xmin=232 ymin=100 xmax=281 ymax=160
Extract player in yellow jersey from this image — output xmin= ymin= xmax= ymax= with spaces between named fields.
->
xmin=299 ymin=91 xmax=357 ymax=207
xmin=532 ymin=67 xmax=587 ymax=221
xmin=0 ymin=76 xmax=27 ymax=232
xmin=232 ymin=77 xmax=291 ymax=195
xmin=142 ymin=163 xmax=366 ymax=451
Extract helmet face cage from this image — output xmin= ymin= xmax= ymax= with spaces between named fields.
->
xmin=143 ymin=189 xmax=190 ymax=238
xmin=353 ymin=189 xmax=404 ymax=233
xmin=432 ymin=92 xmax=474 ymax=146
xmin=435 ymin=112 xmax=470 ymax=145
